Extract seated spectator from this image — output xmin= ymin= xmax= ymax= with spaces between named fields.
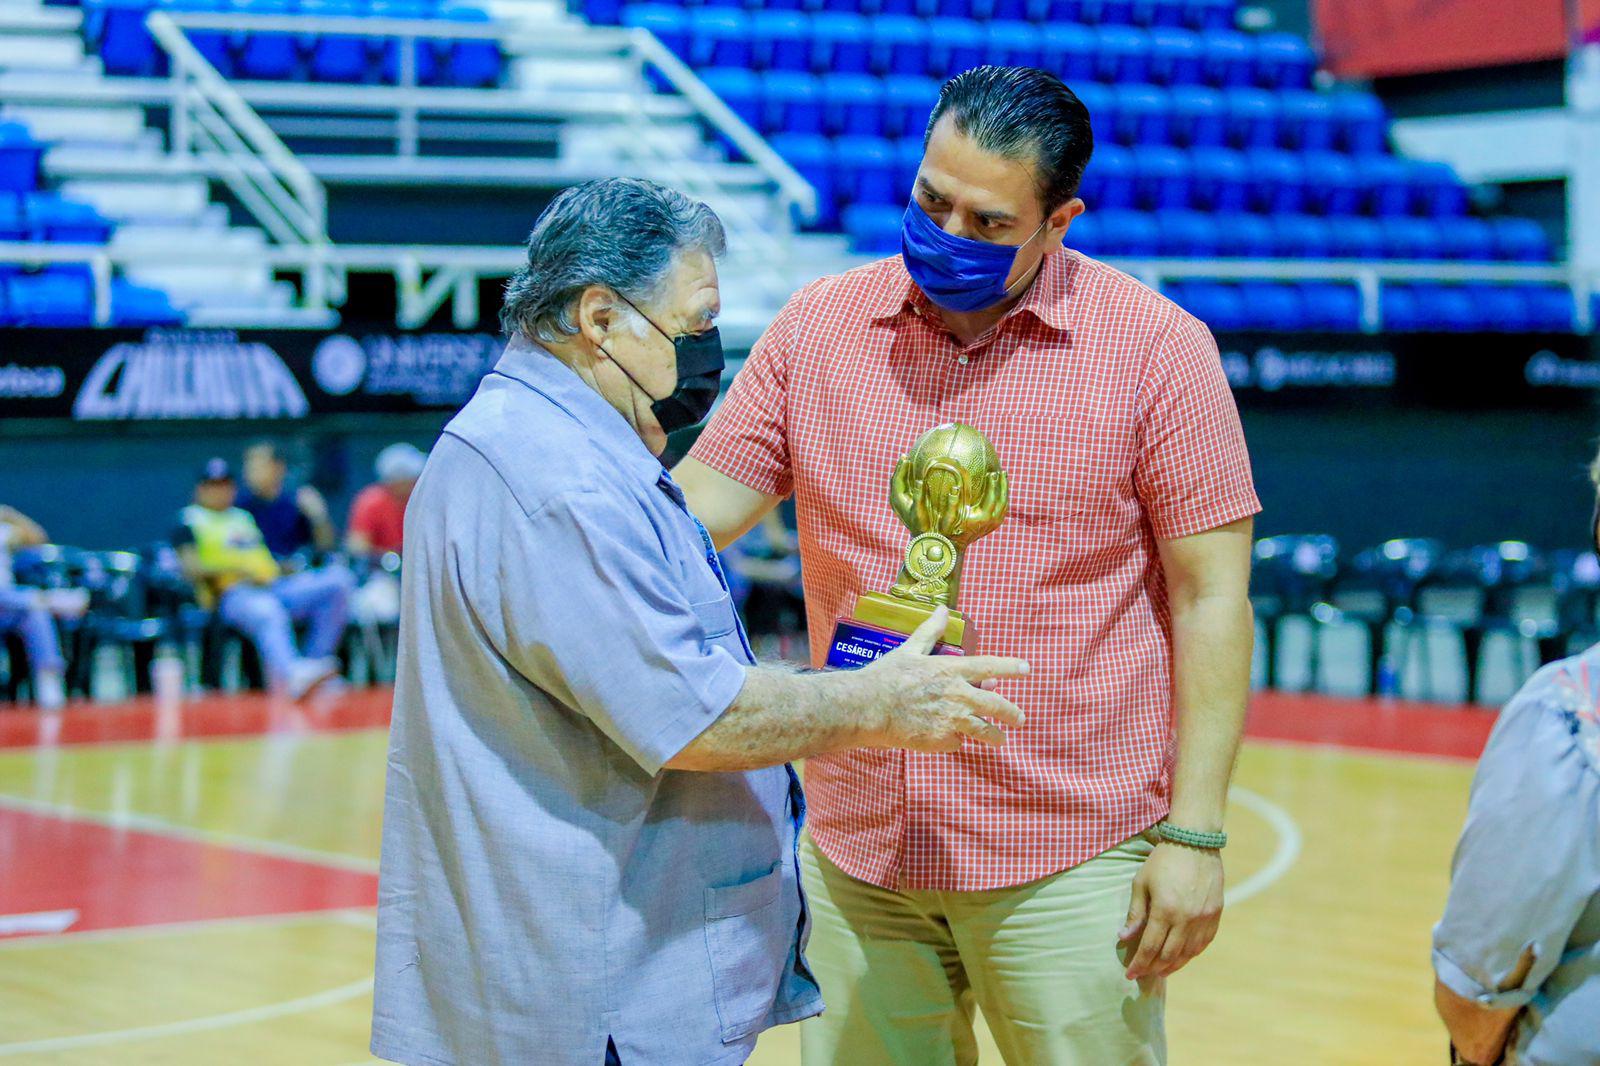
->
xmin=1432 ymin=449 xmax=1600 ymax=1065
xmin=0 ymin=505 xmax=65 ymax=710
xmin=238 ymin=441 xmax=337 ymax=559
xmin=346 ymin=443 xmax=425 ymax=559
xmin=174 ymin=458 xmax=355 ymax=699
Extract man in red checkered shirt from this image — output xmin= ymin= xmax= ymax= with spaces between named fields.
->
xmin=678 ymin=67 xmax=1259 ymax=1064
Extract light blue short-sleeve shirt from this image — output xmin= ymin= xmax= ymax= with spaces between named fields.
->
xmin=371 ymin=340 xmax=821 ymax=1066
xmin=1434 ymin=644 xmax=1600 ymax=1066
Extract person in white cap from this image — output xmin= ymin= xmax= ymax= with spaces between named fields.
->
xmin=347 ymin=443 xmax=426 ymax=560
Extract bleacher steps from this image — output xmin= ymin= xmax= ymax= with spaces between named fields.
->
xmin=0 ymin=30 xmax=87 ymax=71
xmin=57 ymin=177 xmax=215 ymax=225
xmin=1 ymin=103 xmax=150 ymax=145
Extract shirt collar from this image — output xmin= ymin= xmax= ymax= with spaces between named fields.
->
xmin=490 ymin=335 xmax=666 ymax=484
xmin=867 ymin=248 xmax=1080 ymax=335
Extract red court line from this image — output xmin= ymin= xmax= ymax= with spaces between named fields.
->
xmin=0 ymin=807 xmax=377 ymax=938
xmin=0 ymin=687 xmax=1498 ymax=760
xmin=0 ymin=688 xmax=393 ymax=750
xmin=1246 ymin=690 xmax=1497 ymax=761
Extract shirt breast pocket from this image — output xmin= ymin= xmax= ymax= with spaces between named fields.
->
xmin=991 ymin=411 xmax=1132 ymax=528
xmin=691 ymin=593 xmax=738 ymax=640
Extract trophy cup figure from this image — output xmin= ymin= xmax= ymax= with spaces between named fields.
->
xmin=825 ymin=422 xmax=1009 ymax=668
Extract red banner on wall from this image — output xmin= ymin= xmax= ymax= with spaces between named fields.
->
xmin=1314 ymin=0 xmax=1574 ymax=79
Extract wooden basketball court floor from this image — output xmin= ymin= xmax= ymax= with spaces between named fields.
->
xmin=0 ymin=687 xmax=1498 ymax=1066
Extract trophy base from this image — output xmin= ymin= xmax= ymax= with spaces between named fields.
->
xmin=854 ymin=592 xmax=967 ymax=647
xmin=825 ymin=619 xmax=964 ymax=670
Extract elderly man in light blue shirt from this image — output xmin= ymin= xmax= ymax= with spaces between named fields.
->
xmin=1433 ymin=465 xmax=1600 ymax=1066
xmin=370 ymin=178 xmax=1029 ymax=1066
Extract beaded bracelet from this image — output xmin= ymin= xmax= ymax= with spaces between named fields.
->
xmin=1156 ymin=821 xmax=1228 ymax=850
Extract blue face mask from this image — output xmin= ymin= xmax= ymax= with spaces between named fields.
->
xmin=900 ymin=201 xmax=1048 ymax=314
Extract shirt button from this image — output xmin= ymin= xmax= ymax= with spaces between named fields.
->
xmin=957 ymin=354 xmax=969 ymax=366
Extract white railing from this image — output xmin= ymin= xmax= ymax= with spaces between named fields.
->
xmin=146 ymin=10 xmax=341 ymax=311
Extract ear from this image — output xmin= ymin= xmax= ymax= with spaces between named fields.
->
xmin=1049 ymin=198 xmax=1086 ymax=244
xmin=576 ymin=285 xmax=619 ymax=353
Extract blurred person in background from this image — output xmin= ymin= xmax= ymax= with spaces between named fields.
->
xmin=174 ymin=458 xmax=354 ymax=699
xmin=237 ymin=441 xmax=337 ymax=559
xmin=0 ymin=505 xmax=65 ymax=710
xmin=1432 ymin=452 xmax=1600 ymax=1066
xmin=347 ymin=443 xmax=425 ymax=560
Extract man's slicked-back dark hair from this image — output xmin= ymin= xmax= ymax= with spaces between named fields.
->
xmin=925 ymin=66 xmax=1095 ymax=213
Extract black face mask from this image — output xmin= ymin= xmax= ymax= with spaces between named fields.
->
xmin=601 ymin=298 xmax=725 ymax=435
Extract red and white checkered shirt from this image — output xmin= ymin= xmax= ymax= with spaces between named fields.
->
xmin=689 ymin=249 xmax=1260 ymax=891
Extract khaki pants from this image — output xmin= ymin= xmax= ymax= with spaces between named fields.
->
xmin=798 ymin=833 xmax=1165 ymax=1066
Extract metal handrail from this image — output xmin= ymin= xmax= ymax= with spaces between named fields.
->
xmin=146 ymin=10 xmax=339 ymax=309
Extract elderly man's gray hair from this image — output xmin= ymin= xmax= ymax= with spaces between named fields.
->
xmin=501 ymin=178 xmax=727 ymax=344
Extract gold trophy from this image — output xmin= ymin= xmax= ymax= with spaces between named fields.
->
xmin=826 ymin=422 xmax=1009 ymax=667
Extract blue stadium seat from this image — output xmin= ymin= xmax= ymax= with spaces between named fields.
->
xmin=1405 ymin=159 xmax=1468 ymax=218
xmin=436 ymin=7 xmax=501 ymax=88
xmin=985 ymin=21 xmax=1042 ymax=68
xmin=1073 ymin=82 xmax=1115 ymax=144
xmin=1243 ymin=148 xmax=1304 ymax=214
xmin=26 ymin=194 xmax=112 ymax=243
xmin=179 ymin=0 xmax=239 ymax=77
xmin=1200 ymin=29 xmax=1252 ymax=88
xmin=1213 ymin=211 xmax=1272 ymax=257
xmin=6 ymin=268 xmax=94 ymax=326
xmin=1270 ymin=214 xmax=1331 ymax=258
xmin=750 ymin=10 xmax=808 ymax=71
xmin=1440 ymin=217 xmax=1494 ymax=261
xmin=1132 ymin=146 xmax=1189 ymax=210
xmin=1356 ymin=155 xmax=1411 ymax=217
xmin=373 ymin=0 xmax=441 ymax=85
xmin=1066 ymin=211 xmax=1106 ymax=256
xmin=234 ymin=0 xmax=301 ymax=81
xmin=870 ymin=16 xmax=928 ymax=77
xmin=582 ymin=0 xmax=622 ymax=25
xmin=990 ymin=0 xmax=1033 ymax=20
xmin=0 ymin=193 xmax=26 ymax=240
xmin=1299 ymin=151 xmax=1359 ymax=215
xmin=1167 ymin=84 xmax=1225 ymax=147
xmin=927 ymin=17 xmax=984 ymax=77
xmin=1412 ymin=284 xmax=1481 ymax=331
xmin=1079 ymin=142 xmax=1135 ymax=209
xmin=1166 ymin=281 xmax=1246 ymax=330
xmin=85 ymin=0 xmax=160 ymax=77
xmin=1039 ymin=23 xmax=1094 ymax=83
xmin=1381 ymin=284 xmax=1423 ymax=331
xmin=1278 ymin=91 xmax=1336 ymax=152
xmin=1080 ymin=0 xmax=1136 ymax=24
xmin=842 ymin=202 xmax=902 ymax=254
xmin=1331 ymin=91 xmax=1387 ymax=155
xmin=761 ymin=71 xmax=823 ymax=136
xmin=1327 ymin=216 xmax=1383 ymax=260
xmin=876 ymin=0 xmax=919 ymax=15
xmin=1238 ymin=281 xmax=1305 ymax=329
xmin=1182 ymin=0 xmax=1233 ymax=31
xmin=702 ymin=68 xmax=760 ymax=130
xmin=0 ymin=124 xmax=42 ymax=193
xmin=823 ymin=73 xmax=884 ymax=137
xmin=1489 ymin=217 xmax=1550 ymax=262
xmin=1188 ymin=147 xmax=1247 ymax=212
xmin=1133 ymin=0 xmax=1189 ymax=28
xmin=811 ymin=12 xmax=870 ymax=74
xmin=834 ymin=135 xmax=898 ymax=207
xmin=1111 ymin=84 xmax=1170 ymax=146
xmin=622 ymin=5 xmax=688 ymax=60
xmin=1525 ymin=285 xmax=1575 ymax=331
xmin=1091 ymin=24 xmax=1150 ymax=84
xmin=1381 ymin=217 xmax=1445 ymax=260
xmin=882 ymin=75 xmax=937 ymax=139
xmin=1155 ymin=209 xmax=1219 ymax=257
xmin=1147 ymin=26 xmax=1202 ymax=85
xmin=1467 ymin=282 xmax=1534 ymax=333
xmin=892 ymin=137 xmax=922 ymax=196
xmin=111 ymin=278 xmax=182 ymax=326
xmin=690 ymin=9 xmax=750 ymax=70
xmin=1093 ymin=209 xmax=1160 ymax=256
xmin=1252 ymin=31 xmax=1313 ymax=89
xmin=303 ymin=0 xmax=368 ymax=82
xmin=771 ymin=132 xmax=837 ymax=225
xmin=933 ymin=0 xmax=976 ymax=18
xmin=1223 ymin=87 xmax=1279 ymax=151
xmin=1298 ymin=282 xmax=1361 ymax=330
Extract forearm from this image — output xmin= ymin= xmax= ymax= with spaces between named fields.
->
xmin=311 ymin=520 xmax=337 ymax=552
xmin=1167 ymin=590 xmax=1253 ymax=830
xmin=672 ymin=458 xmax=783 ymax=551
xmin=1435 ymin=980 xmax=1517 ymax=1065
xmin=666 ymin=666 xmax=877 ymax=772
